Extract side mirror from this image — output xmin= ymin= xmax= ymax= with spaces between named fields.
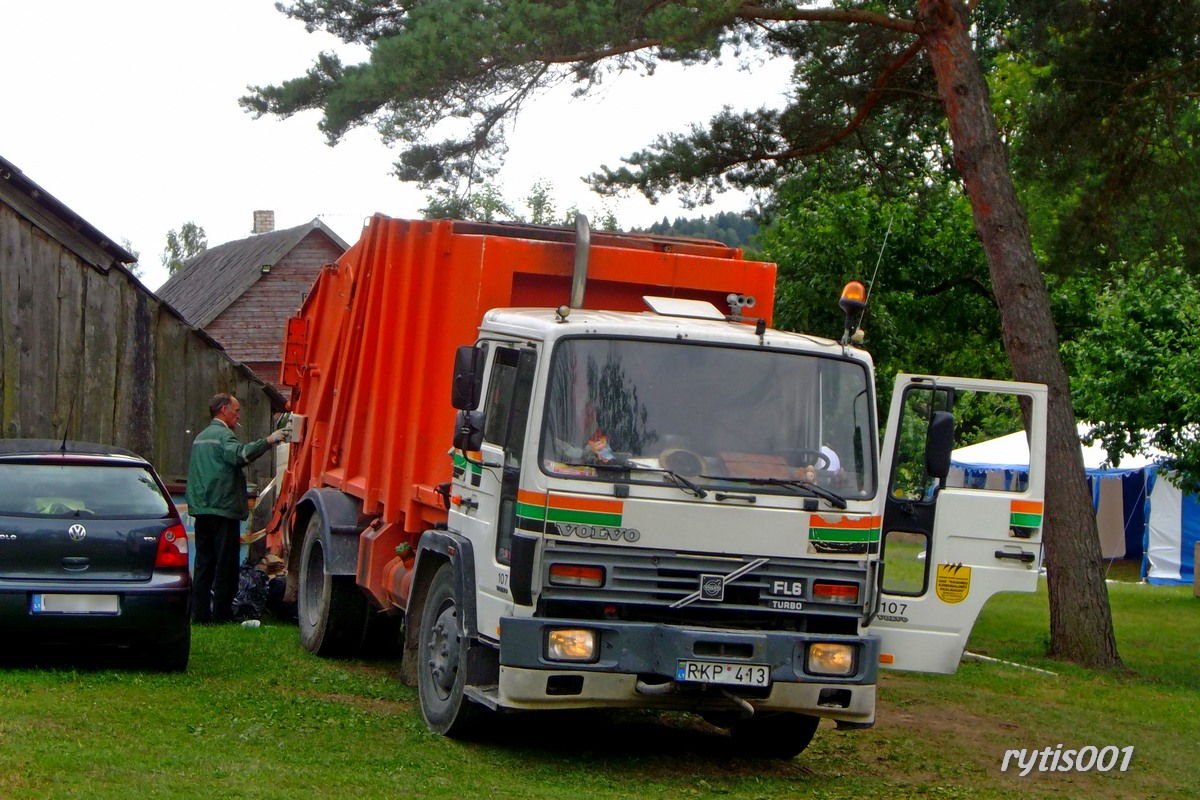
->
xmin=453 ymin=409 xmax=485 ymax=452
xmin=925 ymin=410 xmax=955 ymax=485
xmin=452 ymin=345 xmax=486 ymax=410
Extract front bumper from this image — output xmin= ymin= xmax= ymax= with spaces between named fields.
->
xmin=497 ymin=616 xmax=879 ymax=723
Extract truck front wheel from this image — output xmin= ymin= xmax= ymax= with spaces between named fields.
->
xmin=297 ymin=512 xmax=367 ymax=657
xmin=417 ymin=564 xmax=484 ymax=737
xmin=727 ymin=712 xmax=820 ymax=759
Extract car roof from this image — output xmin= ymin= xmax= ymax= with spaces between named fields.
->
xmin=0 ymin=438 xmax=147 ymax=464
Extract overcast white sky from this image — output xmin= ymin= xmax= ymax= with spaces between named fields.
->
xmin=2 ymin=1 xmax=791 ymax=290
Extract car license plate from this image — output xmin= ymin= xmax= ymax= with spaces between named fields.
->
xmin=31 ymin=594 xmax=120 ymax=614
xmin=676 ymin=660 xmax=770 ymax=687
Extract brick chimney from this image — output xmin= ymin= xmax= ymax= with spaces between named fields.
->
xmin=252 ymin=210 xmax=275 ymax=234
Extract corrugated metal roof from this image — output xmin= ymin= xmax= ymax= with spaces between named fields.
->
xmin=155 ymin=219 xmax=349 ymax=327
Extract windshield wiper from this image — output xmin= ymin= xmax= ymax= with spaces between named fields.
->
xmin=590 ymin=461 xmax=709 ymax=498
xmin=658 ymin=469 xmax=708 ymax=498
xmin=703 ymin=475 xmax=847 ymax=509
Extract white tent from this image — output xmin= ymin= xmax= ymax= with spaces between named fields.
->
xmin=1144 ymin=471 xmax=1200 ymax=586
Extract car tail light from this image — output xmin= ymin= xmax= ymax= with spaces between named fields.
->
xmin=155 ymin=523 xmax=189 ymax=569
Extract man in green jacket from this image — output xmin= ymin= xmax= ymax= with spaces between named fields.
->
xmin=186 ymin=393 xmax=285 ymax=623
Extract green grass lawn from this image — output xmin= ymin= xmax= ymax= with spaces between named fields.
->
xmin=0 ymin=575 xmax=1194 ymax=799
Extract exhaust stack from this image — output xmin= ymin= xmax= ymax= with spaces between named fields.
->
xmin=571 ymin=213 xmax=590 ymax=308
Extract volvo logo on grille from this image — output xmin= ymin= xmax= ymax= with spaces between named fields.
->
xmin=700 ymin=574 xmax=725 ymax=601
xmin=68 ymin=524 xmax=87 ymax=542
xmin=670 ymin=558 xmax=770 ymax=609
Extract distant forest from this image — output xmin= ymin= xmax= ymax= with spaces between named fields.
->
xmin=634 ymin=212 xmax=758 ymax=249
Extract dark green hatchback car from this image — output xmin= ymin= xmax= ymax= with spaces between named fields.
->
xmin=0 ymin=439 xmax=191 ymax=671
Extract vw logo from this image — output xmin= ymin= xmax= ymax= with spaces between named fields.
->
xmin=68 ymin=524 xmax=87 ymax=542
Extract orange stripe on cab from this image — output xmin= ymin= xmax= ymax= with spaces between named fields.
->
xmin=517 ymin=489 xmax=547 ymax=506
xmin=546 ymin=494 xmax=625 ymax=514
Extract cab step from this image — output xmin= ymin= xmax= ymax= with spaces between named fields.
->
xmin=464 ymin=684 xmax=500 ymax=709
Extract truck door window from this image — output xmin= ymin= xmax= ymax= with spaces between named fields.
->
xmin=942 ymin=391 xmax=1031 ymax=493
xmin=482 ymin=345 xmax=537 ymax=565
xmin=483 ymin=348 xmax=518 ymax=449
xmin=881 ymin=530 xmax=929 ymax=594
xmin=888 ymin=387 xmax=953 ymax=503
xmin=889 ymin=385 xmax=1031 ymax=500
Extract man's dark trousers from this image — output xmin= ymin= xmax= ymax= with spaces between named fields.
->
xmin=192 ymin=514 xmax=241 ymax=623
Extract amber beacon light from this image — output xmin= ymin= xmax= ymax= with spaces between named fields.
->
xmin=838 ymin=281 xmax=868 ymax=345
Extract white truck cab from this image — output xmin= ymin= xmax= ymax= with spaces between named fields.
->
xmin=442 ymin=297 xmax=1046 ymax=755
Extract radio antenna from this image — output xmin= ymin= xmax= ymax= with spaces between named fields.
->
xmin=855 ymin=212 xmax=894 ymax=334
xmin=865 ymin=212 xmax=893 ymax=305
xmin=60 ymin=393 xmax=77 ymax=453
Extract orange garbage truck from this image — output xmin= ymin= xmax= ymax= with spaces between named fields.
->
xmin=270 ymin=214 xmax=1049 ymax=757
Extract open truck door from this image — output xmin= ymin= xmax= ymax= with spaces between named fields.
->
xmin=870 ymin=374 xmax=1047 ymax=673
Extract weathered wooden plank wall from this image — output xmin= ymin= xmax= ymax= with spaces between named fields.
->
xmin=81 ymin=265 xmax=120 ymax=443
xmin=54 ymin=243 xmax=84 ymax=438
xmin=27 ymin=230 xmax=57 ymax=437
xmin=0 ymin=206 xmax=31 ymax=433
xmin=0 ymin=201 xmax=279 ymax=488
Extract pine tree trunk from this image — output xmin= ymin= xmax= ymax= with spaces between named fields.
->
xmin=918 ymin=0 xmax=1121 ymax=667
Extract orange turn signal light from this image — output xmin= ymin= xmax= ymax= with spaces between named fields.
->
xmin=548 ymin=563 xmax=605 ymax=588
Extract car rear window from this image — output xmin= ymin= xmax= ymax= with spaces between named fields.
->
xmin=0 ymin=463 xmax=172 ymax=518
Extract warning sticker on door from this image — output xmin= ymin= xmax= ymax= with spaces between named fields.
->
xmin=935 ymin=564 xmax=971 ymax=604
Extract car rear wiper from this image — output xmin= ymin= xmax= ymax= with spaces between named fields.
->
xmin=591 ymin=461 xmax=709 ymax=498
xmin=702 ymin=475 xmax=847 ymax=509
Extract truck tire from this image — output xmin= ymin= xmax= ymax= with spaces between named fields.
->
xmin=417 ymin=564 xmax=485 ymax=737
xmin=297 ymin=511 xmax=368 ymax=657
xmin=727 ymin=712 xmax=820 ymax=759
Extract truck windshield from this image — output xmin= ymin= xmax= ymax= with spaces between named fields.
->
xmin=540 ymin=338 xmax=877 ymax=499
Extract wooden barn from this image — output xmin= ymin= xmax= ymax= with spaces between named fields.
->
xmin=156 ymin=211 xmax=349 ymax=397
xmin=0 ymin=154 xmax=283 ymax=486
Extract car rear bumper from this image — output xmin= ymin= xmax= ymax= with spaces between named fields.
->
xmin=0 ymin=573 xmax=190 ymax=645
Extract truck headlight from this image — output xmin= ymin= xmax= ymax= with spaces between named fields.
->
xmin=807 ymin=642 xmax=856 ymax=676
xmin=546 ymin=628 xmax=597 ymax=662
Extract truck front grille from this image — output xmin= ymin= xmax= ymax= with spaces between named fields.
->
xmin=538 ymin=542 xmax=868 ymax=629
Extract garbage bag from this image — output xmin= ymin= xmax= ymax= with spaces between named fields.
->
xmin=231 ymin=563 xmax=270 ymax=622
